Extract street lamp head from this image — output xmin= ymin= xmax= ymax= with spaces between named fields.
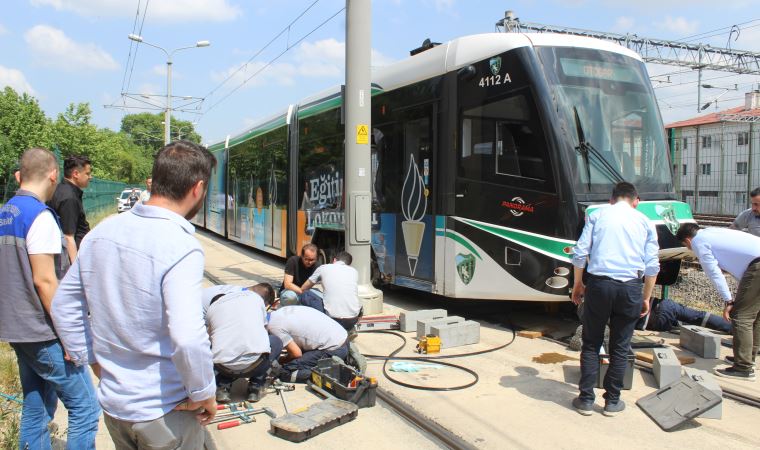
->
xmin=128 ymin=34 xmax=143 ymax=43
xmin=196 ymin=40 xmax=210 ymax=48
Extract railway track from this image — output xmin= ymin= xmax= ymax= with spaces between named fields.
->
xmin=693 ymin=214 xmax=733 ymax=228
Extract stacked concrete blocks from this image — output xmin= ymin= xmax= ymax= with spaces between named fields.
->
xmin=652 ymin=347 xmax=681 ymax=388
xmin=399 ymin=309 xmax=447 ymax=332
xmin=679 ymin=325 xmax=722 ymax=359
xmin=433 ymin=320 xmax=480 ymax=349
xmin=683 ymin=367 xmax=723 ymax=419
xmin=416 ymin=316 xmax=465 ymax=339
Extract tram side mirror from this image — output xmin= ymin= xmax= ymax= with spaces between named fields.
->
xmin=457 ymin=65 xmax=477 ymax=81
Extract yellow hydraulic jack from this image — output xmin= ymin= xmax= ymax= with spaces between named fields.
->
xmin=416 ymin=335 xmax=441 ymax=354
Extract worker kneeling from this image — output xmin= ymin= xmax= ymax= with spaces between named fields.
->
xmin=300 ymin=251 xmax=362 ymax=331
xmin=203 ymin=283 xmax=283 ymax=404
xmin=265 ymin=300 xmax=349 ymax=383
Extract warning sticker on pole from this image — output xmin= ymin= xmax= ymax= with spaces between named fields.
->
xmin=356 ymin=124 xmax=369 ymax=144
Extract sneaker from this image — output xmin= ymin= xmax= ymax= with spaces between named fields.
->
xmin=603 ymin=400 xmax=626 ymax=417
xmin=246 ymin=384 xmax=264 ymax=403
xmin=572 ymin=397 xmax=593 ymax=416
xmin=216 ymin=386 xmax=231 ymax=404
xmin=714 ymin=366 xmax=756 ymax=381
xmin=724 ymin=355 xmax=757 ymax=367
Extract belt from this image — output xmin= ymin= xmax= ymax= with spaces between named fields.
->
xmin=587 ymin=273 xmax=642 ymax=283
xmin=215 ymin=354 xmax=267 ymax=378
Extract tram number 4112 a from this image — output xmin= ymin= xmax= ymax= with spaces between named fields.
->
xmin=478 ymin=73 xmax=512 ymax=87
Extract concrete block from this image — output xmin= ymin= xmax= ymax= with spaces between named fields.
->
xmin=432 ymin=320 xmax=480 ymax=349
xmin=652 ymin=348 xmax=681 ymax=388
xmin=679 ymin=325 xmax=721 ymax=359
xmin=683 ymin=367 xmax=723 ymax=419
xmin=399 ymin=309 xmax=447 ymax=333
xmin=416 ymin=316 xmax=464 ymax=339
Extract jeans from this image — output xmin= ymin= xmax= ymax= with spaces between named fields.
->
xmin=579 ymin=276 xmax=642 ymax=404
xmin=216 ymin=335 xmax=284 ymax=389
xmin=279 ymin=290 xmax=300 ymax=307
xmin=647 ymin=298 xmax=732 ymax=334
xmin=299 ymin=290 xmax=325 ymax=313
xmin=11 ymin=340 xmax=100 ymax=450
xmin=280 ymin=343 xmax=349 ymax=382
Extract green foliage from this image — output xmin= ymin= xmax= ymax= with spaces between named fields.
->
xmin=0 ymin=87 xmax=203 ymax=185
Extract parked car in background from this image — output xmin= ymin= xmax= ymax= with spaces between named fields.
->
xmin=117 ymin=188 xmax=142 ymax=213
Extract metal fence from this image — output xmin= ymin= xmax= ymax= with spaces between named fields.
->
xmin=1 ymin=177 xmax=127 ymax=219
xmin=670 ymin=124 xmax=759 ymax=216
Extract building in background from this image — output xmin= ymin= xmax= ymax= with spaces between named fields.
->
xmin=667 ymin=90 xmax=760 ymax=216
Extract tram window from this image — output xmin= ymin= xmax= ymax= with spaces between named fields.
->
xmin=460 ymin=90 xmax=550 ymax=185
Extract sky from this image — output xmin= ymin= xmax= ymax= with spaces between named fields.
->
xmin=1 ymin=0 xmax=759 ymax=146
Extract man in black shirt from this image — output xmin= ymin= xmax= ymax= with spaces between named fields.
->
xmin=280 ymin=243 xmax=320 ymax=305
xmin=48 ymin=155 xmax=92 ymax=263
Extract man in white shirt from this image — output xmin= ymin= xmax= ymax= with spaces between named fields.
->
xmin=265 ymin=303 xmax=348 ymax=383
xmin=52 ymin=141 xmax=218 ymax=449
xmin=202 ymin=283 xmax=282 ymax=404
xmin=301 ymin=251 xmax=362 ymax=330
xmin=677 ymin=223 xmax=760 ymax=381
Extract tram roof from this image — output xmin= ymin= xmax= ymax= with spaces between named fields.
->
xmin=214 ymin=33 xmax=641 ymax=149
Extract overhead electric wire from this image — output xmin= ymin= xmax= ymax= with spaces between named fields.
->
xmin=124 ymin=0 xmax=151 ymax=99
xmin=199 ymin=6 xmax=345 ymax=121
xmin=119 ymin=0 xmax=143 ymax=95
xmin=202 ymin=0 xmax=321 ymax=100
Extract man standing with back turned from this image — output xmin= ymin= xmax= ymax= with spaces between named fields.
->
xmin=571 ymin=182 xmax=660 ymax=417
xmin=52 ymin=141 xmax=218 ymax=449
xmin=48 ymin=155 xmax=92 ymax=263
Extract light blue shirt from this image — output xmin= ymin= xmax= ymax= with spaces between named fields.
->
xmin=691 ymin=227 xmax=760 ymax=302
xmin=51 ymin=204 xmax=215 ymax=422
xmin=572 ymin=201 xmax=660 ymax=282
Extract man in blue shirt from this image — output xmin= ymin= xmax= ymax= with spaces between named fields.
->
xmin=676 ymin=223 xmax=760 ymax=381
xmin=52 ymin=141 xmax=219 ymax=449
xmin=571 ymin=182 xmax=659 ymax=417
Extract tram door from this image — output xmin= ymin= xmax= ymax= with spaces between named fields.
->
xmin=394 ymin=106 xmax=435 ymax=285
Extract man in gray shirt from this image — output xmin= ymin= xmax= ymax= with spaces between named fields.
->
xmin=301 ymin=251 xmax=362 ymax=330
xmin=265 ymin=303 xmax=348 ymax=383
xmin=731 ymin=187 xmax=760 ymax=237
xmin=202 ymin=283 xmax=282 ymax=404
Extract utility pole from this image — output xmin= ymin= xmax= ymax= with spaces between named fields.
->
xmin=344 ymin=0 xmax=383 ymax=314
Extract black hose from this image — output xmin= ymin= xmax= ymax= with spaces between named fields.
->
xmin=360 ymin=320 xmax=516 ymax=391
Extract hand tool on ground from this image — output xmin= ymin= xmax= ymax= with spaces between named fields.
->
xmin=212 ymin=406 xmax=277 ymax=430
xmin=271 ymin=380 xmax=293 ymax=414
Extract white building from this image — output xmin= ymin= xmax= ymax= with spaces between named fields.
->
xmin=666 ymin=91 xmax=760 ymax=216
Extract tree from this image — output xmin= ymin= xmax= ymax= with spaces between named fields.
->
xmin=51 ymin=103 xmax=98 ymax=159
xmin=120 ymin=112 xmax=202 ymax=155
xmin=0 ymin=87 xmax=52 ymax=191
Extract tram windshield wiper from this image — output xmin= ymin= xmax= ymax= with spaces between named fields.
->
xmin=572 ymin=107 xmax=626 ymax=188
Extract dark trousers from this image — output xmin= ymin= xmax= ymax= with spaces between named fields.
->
xmin=579 ymin=275 xmax=642 ymax=403
xmin=300 ymin=290 xmax=360 ymax=331
xmin=644 ymin=298 xmax=732 ymax=334
xmin=216 ymin=335 xmax=283 ymax=389
xmin=732 ymin=260 xmax=760 ymax=371
xmin=280 ymin=343 xmax=349 ymax=382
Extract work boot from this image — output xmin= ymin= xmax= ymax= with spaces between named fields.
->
xmin=572 ymin=397 xmax=593 ymax=416
xmin=247 ymin=383 xmax=264 ymax=403
xmin=603 ymin=400 xmax=626 ymax=417
xmin=216 ymin=386 xmax=231 ymax=404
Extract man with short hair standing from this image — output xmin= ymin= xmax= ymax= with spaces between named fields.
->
xmin=52 ymin=141 xmax=218 ymax=449
xmin=571 ymin=182 xmax=659 ymax=417
xmin=0 ymin=148 xmax=100 ymax=449
xmin=301 ymin=251 xmax=362 ymax=330
xmin=48 ymin=155 xmax=92 ymax=263
xmin=139 ymin=177 xmax=152 ymax=203
xmin=731 ymin=187 xmax=760 ymax=237
xmin=676 ymin=223 xmax=760 ymax=381
xmin=280 ymin=243 xmax=320 ymax=305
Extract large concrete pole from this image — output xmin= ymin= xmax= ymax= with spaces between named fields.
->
xmin=345 ymin=0 xmax=383 ymax=314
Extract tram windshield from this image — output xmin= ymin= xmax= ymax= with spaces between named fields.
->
xmin=537 ymin=46 xmax=672 ymax=195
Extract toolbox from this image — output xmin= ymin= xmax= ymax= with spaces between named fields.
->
xmin=310 ymin=358 xmax=378 ymax=408
xmin=416 ymin=335 xmax=441 ymax=354
xmin=270 ymin=398 xmax=358 ymax=442
xmin=596 ymin=349 xmax=635 ymax=390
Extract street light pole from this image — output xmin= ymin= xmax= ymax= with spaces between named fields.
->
xmin=127 ymin=34 xmax=209 ymax=145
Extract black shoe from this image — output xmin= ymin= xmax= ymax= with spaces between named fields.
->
xmin=247 ymin=384 xmax=264 ymax=403
xmin=714 ymin=366 xmax=756 ymax=381
xmin=724 ymin=355 xmax=757 ymax=367
xmin=216 ymin=386 xmax=231 ymax=404
xmin=603 ymin=400 xmax=625 ymax=417
xmin=572 ymin=397 xmax=593 ymax=416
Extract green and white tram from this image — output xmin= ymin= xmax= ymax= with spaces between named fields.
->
xmin=195 ymin=32 xmax=693 ymax=302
